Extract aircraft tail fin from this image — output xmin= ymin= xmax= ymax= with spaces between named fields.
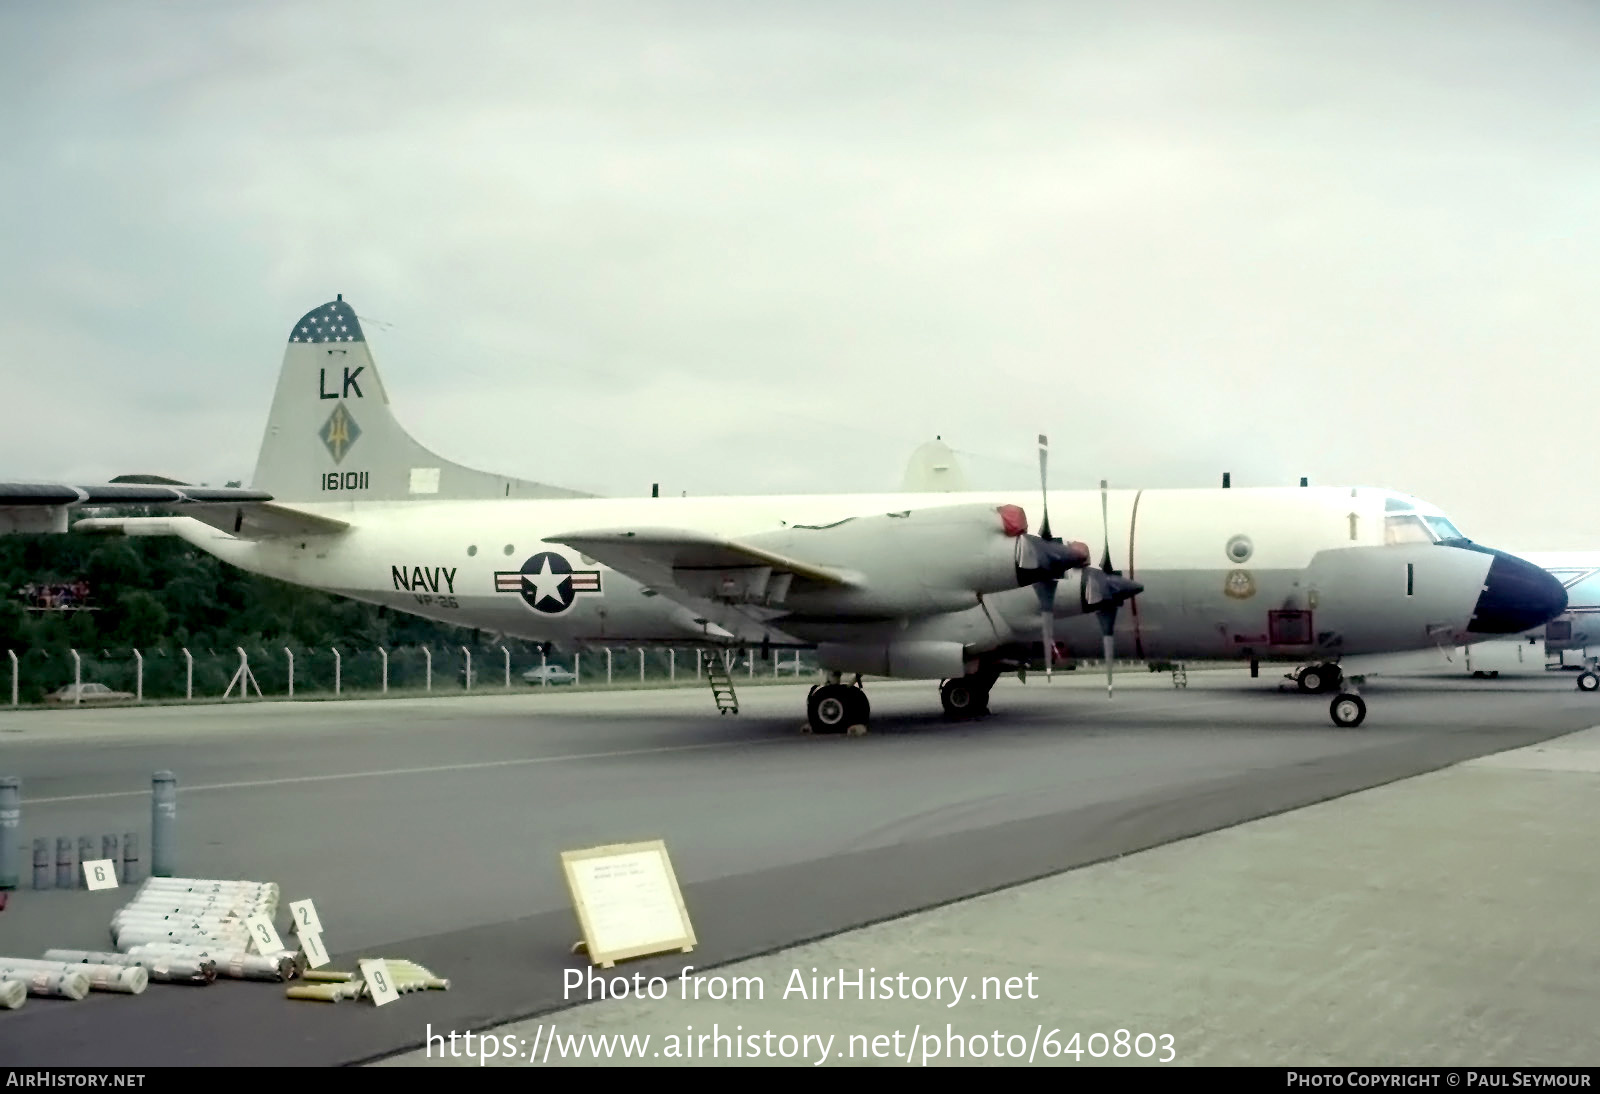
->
xmin=251 ymin=297 xmax=592 ymax=503
xmin=901 ymin=438 xmax=970 ymax=492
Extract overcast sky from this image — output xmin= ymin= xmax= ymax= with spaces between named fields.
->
xmin=2 ymin=1 xmax=1596 ymax=548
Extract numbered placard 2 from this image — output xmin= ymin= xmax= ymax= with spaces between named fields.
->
xmin=244 ymin=914 xmax=284 ymax=955
xmin=289 ymin=898 xmax=323 ymax=936
xmin=299 ymin=930 xmax=331 ymax=970
xmin=360 ymin=959 xmax=399 ymax=1006
xmin=82 ymin=859 xmax=118 ymax=890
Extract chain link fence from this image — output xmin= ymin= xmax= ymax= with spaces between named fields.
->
xmin=2 ymin=644 xmax=818 ymax=707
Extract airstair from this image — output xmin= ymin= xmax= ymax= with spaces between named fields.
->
xmin=707 ymin=658 xmax=739 ymax=715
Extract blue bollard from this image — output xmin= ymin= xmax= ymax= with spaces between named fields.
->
xmin=122 ymin=832 xmax=139 ymax=884
xmin=151 ymin=771 xmax=176 ymax=878
xmin=0 ymin=777 xmax=18 ymax=890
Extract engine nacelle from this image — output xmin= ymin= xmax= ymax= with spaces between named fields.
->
xmin=742 ymin=503 xmax=1086 ymax=619
xmin=816 ymin=640 xmax=969 ymax=679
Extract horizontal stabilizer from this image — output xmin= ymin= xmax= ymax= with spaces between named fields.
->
xmin=75 ymin=502 xmax=348 ymax=539
xmin=0 ymin=482 xmax=272 ymax=506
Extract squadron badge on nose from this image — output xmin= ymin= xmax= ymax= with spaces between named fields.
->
xmin=494 ymin=551 xmax=602 ymax=615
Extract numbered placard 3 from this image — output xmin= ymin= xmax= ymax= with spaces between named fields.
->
xmin=289 ymin=898 xmax=323 ymax=936
xmin=360 ymin=959 xmax=399 ymax=1006
xmin=82 ymin=859 xmax=118 ymax=890
xmin=299 ymin=930 xmax=331 ymax=970
xmin=244 ymin=914 xmax=284 ymax=955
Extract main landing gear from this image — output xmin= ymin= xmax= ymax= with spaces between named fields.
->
xmin=1288 ymin=662 xmax=1367 ymax=728
xmin=805 ymin=676 xmax=870 ymax=735
xmin=939 ymin=670 xmax=999 ymax=720
xmin=801 ymin=668 xmax=1004 ymax=735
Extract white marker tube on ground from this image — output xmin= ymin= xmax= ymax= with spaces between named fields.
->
xmin=44 ymin=949 xmax=216 ymax=985
xmin=0 ymin=958 xmax=147 ymax=994
xmin=0 ymin=965 xmax=90 ymax=1000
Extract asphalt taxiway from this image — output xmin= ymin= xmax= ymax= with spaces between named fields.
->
xmin=0 ymin=669 xmax=1596 ymax=1066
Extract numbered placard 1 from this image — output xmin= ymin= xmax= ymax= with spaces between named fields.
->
xmin=244 ymin=914 xmax=284 ymax=955
xmin=289 ymin=898 xmax=323 ymax=935
xmin=298 ymin=929 xmax=331 ymax=969
xmin=360 ymin=959 xmax=399 ymax=1006
xmin=82 ymin=859 xmax=118 ymax=890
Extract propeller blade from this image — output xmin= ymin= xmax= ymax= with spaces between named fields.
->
xmin=1099 ymin=479 xmax=1111 ymax=572
xmin=1037 ymin=434 xmax=1052 ymax=541
xmin=1042 ymin=611 xmax=1055 ymax=681
xmin=1102 ymin=631 xmax=1115 ymax=698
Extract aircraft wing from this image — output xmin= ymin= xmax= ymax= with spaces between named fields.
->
xmin=543 ymin=526 xmax=860 ymax=605
xmin=0 ymin=480 xmax=349 ymax=538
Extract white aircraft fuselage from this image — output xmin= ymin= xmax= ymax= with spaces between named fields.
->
xmin=138 ymin=484 xmax=1553 ymax=674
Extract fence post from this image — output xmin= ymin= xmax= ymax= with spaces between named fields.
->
xmin=639 ymin=647 xmax=645 ymax=682
xmin=0 ymin=776 xmax=19 ymax=891
xmin=333 ymin=648 xmax=341 ymax=696
xmin=134 ymin=649 xmax=143 ymax=701
xmin=151 ymin=771 xmax=176 ymax=878
xmin=285 ymin=648 xmax=294 ymax=698
xmin=502 ymin=645 xmax=509 ymax=688
xmin=71 ymin=649 xmax=81 ymax=705
xmin=606 ymin=648 xmax=613 ymax=685
xmin=697 ymin=649 xmax=703 ymax=680
xmin=183 ymin=648 xmax=192 ymax=700
xmin=424 ymin=647 xmax=432 ymax=691
xmin=462 ymin=646 xmax=471 ymax=691
xmin=9 ymin=649 xmax=16 ymax=706
xmin=670 ymin=649 xmax=675 ymax=682
xmin=575 ymin=652 xmax=581 ymax=686
xmin=540 ymin=648 xmax=547 ymax=687
xmin=749 ymin=651 xmax=754 ymax=679
xmin=380 ymin=647 xmax=388 ymax=693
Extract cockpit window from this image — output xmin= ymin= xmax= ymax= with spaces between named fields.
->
xmin=1423 ymin=516 xmax=1464 ymax=541
xmin=1384 ymin=514 xmax=1434 ymax=545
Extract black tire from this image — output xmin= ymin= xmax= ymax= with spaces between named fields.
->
xmin=940 ymin=679 xmax=979 ymax=718
xmin=808 ymin=684 xmax=868 ymax=733
xmin=1329 ymin=692 xmax=1367 ymax=728
xmin=1578 ymin=672 xmax=1599 ymax=693
xmin=1297 ymin=666 xmax=1324 ymax=694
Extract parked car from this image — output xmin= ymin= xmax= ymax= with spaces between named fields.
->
xmin=522 ymin=666 xmax=577 ymax=686
xmin=45 ymin=682 xmax=135 ymax=704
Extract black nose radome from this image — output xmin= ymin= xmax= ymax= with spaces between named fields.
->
xmin=1468 ymin=550 xmax=1568 ymax=634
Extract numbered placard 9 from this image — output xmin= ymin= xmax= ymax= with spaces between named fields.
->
xmin=360 ymin=959 xmax=399 ymax=1006
xmin=289 ymin=898 xmax=323 ymax=935
xmin=244 ymin=914 xmax=284 ymax=955
xmin=298 ymin=930 xmax=330 ymax=970
xmin=82 ymin=859 xmax=118 ymax=890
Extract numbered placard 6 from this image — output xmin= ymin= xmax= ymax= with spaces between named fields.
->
xmin=289 ymin=898 xmax=323 ymax=936
xmin=360 ymin=959 xmax=399 ymax=1006
xmin=299 ymin=930 xmax=331 ymax=970
xmin=82 ymin=859 xmax=118 ymax=890
xmin=244 ymin=914 xmax=284 ymax=955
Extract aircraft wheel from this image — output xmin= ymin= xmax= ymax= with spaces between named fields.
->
xmin=1329 ymin=692 xmax=1367 ymax=728
xmin=940 ymin=678 xmax=981 ymax=719
xmin=1296 ymin=666 xmax=1326 ymax=693
xmin=808 ymin=684 xmax=866 ymax=734
xmin=1577 ymin=672 xmax=1599 ymax=693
